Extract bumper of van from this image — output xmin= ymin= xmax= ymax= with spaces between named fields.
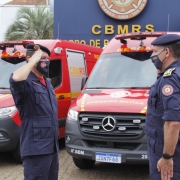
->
xmin=66 ymin=143 xmax=149 ymax=164
xmin=0 ymin=117 xmax=20 ymax=152
xmin=65 ymin=119 xmax=149 ymax=164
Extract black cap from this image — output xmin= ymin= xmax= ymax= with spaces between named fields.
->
xmin=26 ymin=44 xmax=51 ymax=56
xmin=151 ymin=34 xmax=180 ymax=45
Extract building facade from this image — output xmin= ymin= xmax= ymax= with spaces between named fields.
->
xmin=54 ymin=0 xmax=180 ymax=47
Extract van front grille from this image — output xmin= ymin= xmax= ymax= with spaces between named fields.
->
xmin=79 ymin=113 xmax=145 ymax=139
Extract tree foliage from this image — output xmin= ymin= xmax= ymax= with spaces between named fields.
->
xmin=5 ymin=5 xmax=53 ymax=40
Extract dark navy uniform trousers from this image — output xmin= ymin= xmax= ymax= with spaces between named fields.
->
xmin=22 ymin=152 xmax=59 ymax=180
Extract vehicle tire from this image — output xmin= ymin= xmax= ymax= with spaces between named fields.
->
xmin=13 ymin=142 xmax=22 ymax=163
xmin=73 ymin=157 xmax=95 ymax=169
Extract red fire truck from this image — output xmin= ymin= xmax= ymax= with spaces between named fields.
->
xmin=0 ymin=39 xmax=102 ymax=162
xmin=65 ymin=32 xmax=176 ymax=169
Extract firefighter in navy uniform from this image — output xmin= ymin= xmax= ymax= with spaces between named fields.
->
xmin=9 ymin=44 xmax=59 ymax=180
xmin=145 ymin=34 xmax=180 ymax=180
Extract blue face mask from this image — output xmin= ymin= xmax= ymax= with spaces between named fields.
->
xmin=150 ymin=49 xmax=165 ymax=70
xmin=36 ymin=60 xmax=50 ymax=75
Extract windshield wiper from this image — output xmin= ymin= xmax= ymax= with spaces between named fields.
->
xmin=86 ymin=87 xmax=151 ymax=89
xmin=113 ymin=87 xmax=150 ymax=89
xmin=0 ymin=87 xmax=10 ymax=89
xmin=86 ymin=87 xmax=112 ymax=89
xmin=129 ymin=87 xmax=150 ymax=89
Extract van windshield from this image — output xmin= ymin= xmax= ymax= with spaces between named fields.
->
xmin=0 ymin=58 xmax=26 ymax=88
xmin=85 ymin=53 xmax=157 ymax=89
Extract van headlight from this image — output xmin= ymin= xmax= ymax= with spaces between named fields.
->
xmin=0 ymin=106 xmax=17 ymax=118
xmin=67 ymin=109 xmax=78 ymax=121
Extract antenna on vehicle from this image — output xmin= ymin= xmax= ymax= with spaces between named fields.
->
xmin=167 ymin=14 xmax=170 ymax=32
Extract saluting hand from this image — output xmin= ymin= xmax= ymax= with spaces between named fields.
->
xmin=157 ymin=158 xmax=173 ymax=180
xmin=28 ymin=49 xmax=43 ymax=63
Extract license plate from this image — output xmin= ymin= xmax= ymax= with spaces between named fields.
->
xmin=95 ymin=152 xmax=121 ymax=163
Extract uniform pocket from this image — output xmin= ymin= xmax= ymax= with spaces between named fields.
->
xmin=33 ymin=118 xmax=53 ymax=141
xmin=151 ymin=97 xmax=157 ymax=109
xmin=145 ymin=127 xmax=157 ymax=153
xmin=32 ymin=84 xmax=46 ymax=104
xmin=149 ymin=87 xmax=158 ymax=109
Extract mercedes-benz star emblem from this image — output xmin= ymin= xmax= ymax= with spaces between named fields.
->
xmin=102 ymin=116 xmax=116 ymax=132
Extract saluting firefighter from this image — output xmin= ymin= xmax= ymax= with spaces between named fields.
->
xmin=9 ymin=44 xmax=59 ymax=180
xmin=145 ymin=34 xmax=180 ymax=180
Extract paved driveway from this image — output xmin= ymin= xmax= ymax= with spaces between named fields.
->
xmin=0 ymin=139 xmax=150 ymax=180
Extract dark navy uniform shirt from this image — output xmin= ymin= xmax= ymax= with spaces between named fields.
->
xmin=145 ymin=60 xmax=180 ymax=171
xmin=9 ymin=72 xmax=59 ymax=156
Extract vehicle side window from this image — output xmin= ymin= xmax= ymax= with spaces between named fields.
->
xmin=48 ymin=59 xmax=62 ymax=88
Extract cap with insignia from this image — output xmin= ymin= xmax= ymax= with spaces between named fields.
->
xmin=151 ymin=34 xmax=180 ymax=45
xmin=26 ymin=44 xmax=51 ymax=56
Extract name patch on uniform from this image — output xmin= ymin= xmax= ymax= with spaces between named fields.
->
xmin=162 ymin=85 xmax=173 ymax=96
xmin=32 ymin=81 xmax=41 ymax=86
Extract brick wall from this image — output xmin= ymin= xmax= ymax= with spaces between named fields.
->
xmin=6 ymin=0 xmax=47 ymax=5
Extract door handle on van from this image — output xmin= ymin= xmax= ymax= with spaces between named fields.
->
xmin=58 ymin=95 xmax=65 ymax=99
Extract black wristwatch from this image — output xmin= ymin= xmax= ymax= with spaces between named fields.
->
xmin=162 ymin=153 xmax=174 ymax=159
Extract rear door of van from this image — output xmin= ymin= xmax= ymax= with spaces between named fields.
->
xmin=66 ymin=50 xmax=87 ymax=103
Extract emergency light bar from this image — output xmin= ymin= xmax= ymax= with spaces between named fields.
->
xmin=115 ymin=32 xmax=167 ymax=40
xmin=0 ymin=40 xmax=34 ymax=50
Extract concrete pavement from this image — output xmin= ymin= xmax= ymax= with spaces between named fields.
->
xmin=0 ymin=139 xmax=150 ymax=180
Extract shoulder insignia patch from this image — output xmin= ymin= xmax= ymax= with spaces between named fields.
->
xmin=162 ymin=85 xmax=173 ymax=96
xmin=163 ymin=68 xmax=175 ymax=77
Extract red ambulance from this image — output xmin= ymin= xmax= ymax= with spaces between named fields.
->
xmin=0 ymin=39 xmax=102 ymax=162
xmin=65 ymin=32 xmax=174 ymax=169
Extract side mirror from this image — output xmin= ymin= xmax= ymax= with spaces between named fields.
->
xmin=81 ymin=76 xmax=88 ymax=90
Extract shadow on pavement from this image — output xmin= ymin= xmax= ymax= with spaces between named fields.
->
xmin=94 ymin=162 xmax=149 ymax=174
xmin=0 ymin=152 xmax=17 ymax=164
